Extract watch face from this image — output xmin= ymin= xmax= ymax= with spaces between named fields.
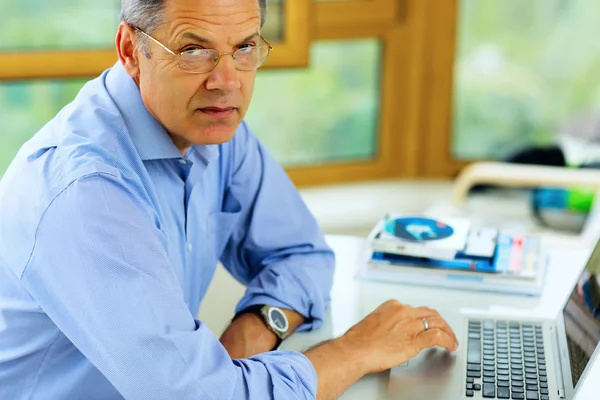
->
xmin=268 ymin=308 xmax=288 ymax=332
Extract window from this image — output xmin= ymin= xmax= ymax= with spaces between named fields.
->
xmin=0 ymin=1 xmax=119 ymax=51
xmin=247 ymin=39 xmax=381 ymax=166
xmin=453 ymin=0 xmax=600 ymax=160
xmin=1 ymin=0 xmax=412 ymax=185
xmin=421 ymin=0 xmax=600 ymax=176
xmin=263 ymin=0 xmax=285 ymax=42
xmin=0 ymin=80 xmax=87 ymax=174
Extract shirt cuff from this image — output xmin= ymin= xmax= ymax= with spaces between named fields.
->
xmin=233 ymin=350 xmax=318 ymax=399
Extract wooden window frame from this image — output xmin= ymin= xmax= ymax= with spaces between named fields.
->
xmin=418 ymin=0 xmax=476 ymax=178
xmin=0 ymin=0 xmax=312 ymax=80
xmin=288 ymin=0 xmax=427 ymax=186
xmin=265 ymin=0 xmax=311 ymax=68
xmin=315 ymin=0 xmax=402 ymax=33
xmin=2 ymin=0 xmax=442 ymax=188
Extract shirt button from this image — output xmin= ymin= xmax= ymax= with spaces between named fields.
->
xmin=178 ymin=159 xmax=187 ymax=165
xmin=187 ymin=243 xmax=193 ymax=252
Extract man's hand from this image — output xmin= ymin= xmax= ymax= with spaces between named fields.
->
xmin=304 ymin=299 xmax=459 ymax=400
xmin=220 ymin=308 xmax=306 ymax=359
xmin=342 ymin=299 xmax=459 ymax=373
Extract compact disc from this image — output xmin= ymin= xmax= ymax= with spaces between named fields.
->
xmin=383 ymin=217 xmax=454 ymax=242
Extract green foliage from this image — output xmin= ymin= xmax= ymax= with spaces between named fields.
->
xmin=245 ymin=39 xmax=380 ymax=166
xmin=454 ymin=0 xmax=600 ymax=159
xmin=0 ymin=1 xmax=118 ymax=51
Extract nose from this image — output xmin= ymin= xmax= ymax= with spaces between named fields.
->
xmin=205 ymin=53 xmax=241 ymax=92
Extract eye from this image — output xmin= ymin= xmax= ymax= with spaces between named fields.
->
xmin=182 ymin=47 xmax=211 ymax=56
xmin=237 ymin=43 xmax=256 ymax=53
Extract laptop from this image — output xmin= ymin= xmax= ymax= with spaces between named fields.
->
xmin=388 ymin=238 xmax=600 ymax=400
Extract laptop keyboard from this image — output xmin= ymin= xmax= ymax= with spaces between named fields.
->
xmin=465 ymin=320 xmax=549 ymax=399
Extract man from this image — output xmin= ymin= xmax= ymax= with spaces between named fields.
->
xmin=0 ymin=0 xmax=458 ymax=398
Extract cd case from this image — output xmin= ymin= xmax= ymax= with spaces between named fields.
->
xmin=368 ymin=214 xmax=483 ymax=261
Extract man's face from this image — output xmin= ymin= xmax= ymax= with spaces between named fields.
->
xmin=134 ymin=0 xmax=261 ymax=150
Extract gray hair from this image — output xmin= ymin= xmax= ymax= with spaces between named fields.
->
xmin=121 ymin=0 xmax=267 ymax=57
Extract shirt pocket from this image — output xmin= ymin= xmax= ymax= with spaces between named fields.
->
xmin=208 ymin=188 xmax=242 ymax=260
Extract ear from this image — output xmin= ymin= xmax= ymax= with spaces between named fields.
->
xmin=115 ymin=22 xmax=141 ymax=82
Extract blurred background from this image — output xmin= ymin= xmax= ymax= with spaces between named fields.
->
xmin=2 ymin=0 xmax=600 ymax=227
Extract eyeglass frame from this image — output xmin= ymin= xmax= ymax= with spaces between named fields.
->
xmin=129 ymin=24 xmax=273 ymax=74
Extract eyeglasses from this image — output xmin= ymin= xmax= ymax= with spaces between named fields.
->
xmin=131 ymin=25 xmax=272 ymax=74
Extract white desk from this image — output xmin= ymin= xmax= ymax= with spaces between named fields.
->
xmin=202 ymin=235 xmax=599 ymax=399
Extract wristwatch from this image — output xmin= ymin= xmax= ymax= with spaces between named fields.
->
xmin=235 ymin=305 xmax=290 ymax=349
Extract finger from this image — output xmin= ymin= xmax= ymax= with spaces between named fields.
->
xmin=417 ymin=316 xmax=459 ymax=345
xmin=373 ymin=299 xmax=404 ymax=315
xmin=411 ymin=306 xmax=441 ymax=319
xmin=417 ymin=328 xmax=459 ymax=351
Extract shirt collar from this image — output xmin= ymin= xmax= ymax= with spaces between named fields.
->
xmin=105 ymin=62 xmax=219 ymax=162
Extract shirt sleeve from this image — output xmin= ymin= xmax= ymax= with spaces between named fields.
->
xmin=20 ymin=172 xmax=317 ymax=400
xmin=220 ymin=122 xmax=336 ymax=332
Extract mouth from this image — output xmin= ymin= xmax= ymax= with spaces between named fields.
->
xmin=197 ymin=107 xmax=237 ymax=118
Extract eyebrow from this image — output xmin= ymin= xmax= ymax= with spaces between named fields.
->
xmin=179 ymin=32 xmax=260 ymax=47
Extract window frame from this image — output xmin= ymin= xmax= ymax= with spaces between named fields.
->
xmin=264 ymin=0 xmax=312 ymax=68
xmin=315 ymin=0 xmax=402 ymax=33
xmin=1 ymin=0 xmax=437 ymax=187
xmin=417 ymin=0 xmax=487 ymax=178
xmin=0 ymin=0 xmax=312 ymax=80
xmin=287 ymin=0 xmax=426 ymax=186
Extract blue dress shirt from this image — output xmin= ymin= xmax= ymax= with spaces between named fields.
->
xmin=0 ymin=62 xmax=335 ymax=399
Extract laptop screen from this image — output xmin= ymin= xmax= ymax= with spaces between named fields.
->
xmin=563 ymin=240 xmax=600 ymax=387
